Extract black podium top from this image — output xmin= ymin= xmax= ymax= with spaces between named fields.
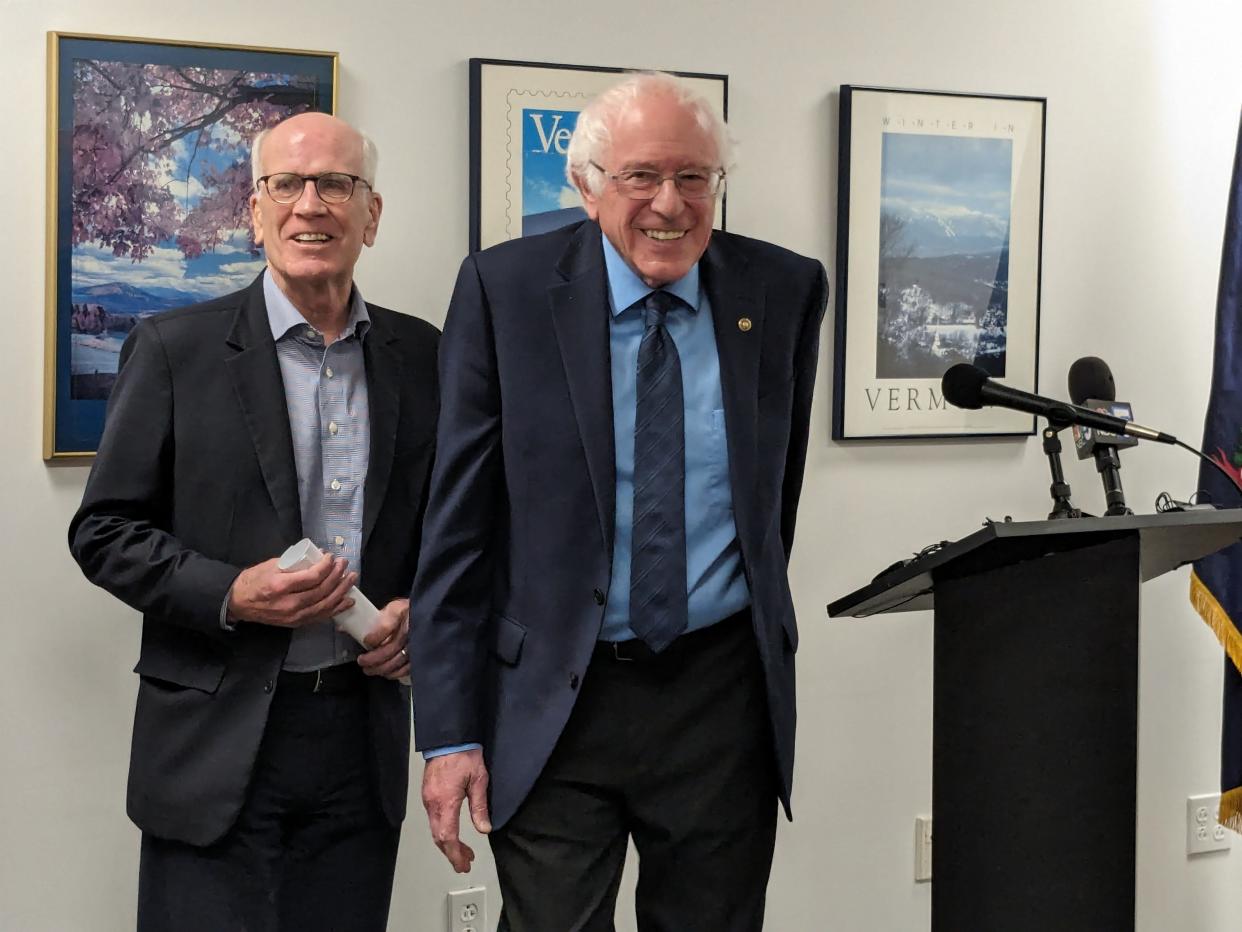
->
xmin=827 ymin=508 xmax=1242 ymax=619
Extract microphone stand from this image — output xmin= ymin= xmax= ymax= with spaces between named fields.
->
xmin=1093 ymin=445 xmax=1133 ymax=516
xmin=1042 ymin=425 xmax=1084 ymax=519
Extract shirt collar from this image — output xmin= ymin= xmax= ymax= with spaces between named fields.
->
xmin=262 ymin=269 xmax=371 ymax=343
xmin=600 ymin=233 xmax=700 ymax=318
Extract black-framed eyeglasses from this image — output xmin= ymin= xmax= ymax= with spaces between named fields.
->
xmin=589 ymin=161 xmax=725 ymax=200
xmin=256 ymin=172 xmax=373 ymax=204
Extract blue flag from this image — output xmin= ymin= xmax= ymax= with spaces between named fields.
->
xmin=1190 ymin=111 xmax=1242 ymax=831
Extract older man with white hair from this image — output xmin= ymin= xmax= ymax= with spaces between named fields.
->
xmin=70 ymin=111 xmax=440 ymax=932
xmin=409 ymin=72 xmax=828 ymax=930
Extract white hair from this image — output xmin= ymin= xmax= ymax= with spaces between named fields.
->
xmin=250 ymin=117 xmax=379 ymax=189
xmin=565 ymin=71 xmax=733 ymax=197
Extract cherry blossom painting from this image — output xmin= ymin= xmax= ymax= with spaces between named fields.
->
xmin=45 ymin=33 xmax=336 ymax=458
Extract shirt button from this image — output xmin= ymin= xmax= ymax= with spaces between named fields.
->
xmin=325 ymin=367 xmax=334 ymax=379
xmin=330 ymin=479 xmax=342 ymax=491
xmin=328 ymin=421 xmax=339 ymax=435
xmin=569 ymin=673 xmax=580 ymax=690
xmin=305 ymin=328 xmax=317 ymax=340
xmin=334 ymin=535 xmax=345 ymax=547
xmin=592 ymin=588 xmax=605 ymax=605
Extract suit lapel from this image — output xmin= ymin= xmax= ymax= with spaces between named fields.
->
xmin=362 ymin=310 xmax=402 ymax=549
xmin=224 ymin=275 xmax=302 ymax=545
xmin=702 ymin=235 xmax=764 ymax=550
xmin=548 ymin=223 xmax=616 ymax=558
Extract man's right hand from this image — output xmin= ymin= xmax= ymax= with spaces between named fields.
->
xmin=422 ymin=748 xmax=492 ymax=873
xmin=227 ymin=552 xmax=356 ymax=627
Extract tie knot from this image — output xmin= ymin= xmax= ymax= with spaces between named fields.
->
xmin=643 ymin=290 xmax=680 ymax=329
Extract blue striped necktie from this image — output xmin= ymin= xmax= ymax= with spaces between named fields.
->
xmin=629 ymin=290 xmax=688 ymax=652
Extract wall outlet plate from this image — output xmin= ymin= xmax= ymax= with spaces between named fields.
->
xmin=914 ymin=815 xmax=933 ymax=882
xmin=1187 ymin=794 xmax=1232 ymax=856
xmin=447 ymin=886 xmax=487 ymax=932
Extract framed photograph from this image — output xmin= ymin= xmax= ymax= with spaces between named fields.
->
xmin=469 ymin=58 xmax=728 ymax=252
xmin=832 ymin=86 xmax=1046 ymax=440
xmin=44 ymin=32 xmax=337 ymax=460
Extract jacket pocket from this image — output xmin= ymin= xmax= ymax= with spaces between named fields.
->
xmin=489 ymin=613 xmax=527 ymax=666
xmin=133 ymin=638 xmax=226 ymax=694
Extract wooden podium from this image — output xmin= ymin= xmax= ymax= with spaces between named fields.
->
xmin=828 ymin=510 xmax=1242 ymax=932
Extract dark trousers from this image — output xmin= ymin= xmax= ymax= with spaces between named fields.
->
xmin=137 ymin=667 xmax=400 ymax=932
xmin=491 ymin=611 xmax=779 ymax=932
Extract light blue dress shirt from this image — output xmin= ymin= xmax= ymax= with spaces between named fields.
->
xmin=599 ymin=235 xmax=749 ymax=641
xmin=264 ymin=272 xmax=371 ymax=672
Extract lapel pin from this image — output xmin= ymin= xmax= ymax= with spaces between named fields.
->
xmin=737 ymin=317 xmax=753 ymax=332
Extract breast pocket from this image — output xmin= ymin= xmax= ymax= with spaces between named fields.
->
xmin=707 ymin=409 xmax=728 ymax=462
xmin=690 ymin=408 xmax=734 ymax=517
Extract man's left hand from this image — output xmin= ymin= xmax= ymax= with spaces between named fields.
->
xmin=355 ymin=597 xmax=410 ymax=680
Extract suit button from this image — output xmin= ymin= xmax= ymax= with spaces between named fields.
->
xmin=569 ymin=673 xmax=580 ymax=689
xmin=592 ymin=588 xmax=605 ymax=605
xmin=263 ymin=680 xmax=274 ymax=694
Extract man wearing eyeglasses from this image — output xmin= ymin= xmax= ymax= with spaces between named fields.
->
xmin=69 ymin=112 xmax=438 ymax=932
xmin=410 ymin=72 xmax=828 ymax=930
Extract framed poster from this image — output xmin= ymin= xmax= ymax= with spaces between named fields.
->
xmin=833 ymin=85 xmax=1046 ymax=440
xmin=469 ymin=58 xmax=728 ymax=252
xmin=44 ymin=32 xmax=337 ymax=460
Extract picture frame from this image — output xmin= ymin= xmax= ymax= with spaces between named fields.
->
xmin=469 ymin=58 xmax=728 ymax=253
xmin=44 ymin=32 xmax=337 ymax=460
xmin=832 ymin=85 xmax=1046 ymax=440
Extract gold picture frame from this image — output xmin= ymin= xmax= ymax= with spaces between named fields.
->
xmin=44 ymin=31 xmax=338 ymax=460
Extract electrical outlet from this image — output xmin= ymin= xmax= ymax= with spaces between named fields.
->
xmin=914 ymin=815 xmax=932 ymax=882
xmin=447 ymin=886 xmax=487 ymax=932
xmin=1186 ymin=794 xmax=1232 ymax=856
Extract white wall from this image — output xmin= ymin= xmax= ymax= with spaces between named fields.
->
xmin=4 ymin=0 xmax=1242 ymax=928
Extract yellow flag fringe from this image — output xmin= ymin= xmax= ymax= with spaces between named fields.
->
xmin=1221 ymin=787 xmax=1242 ymax=833
xmin=1189 ymin=570 xmax=1242 ymax=831
xmin=1190 ymin=571 xmax=1242 ymax=675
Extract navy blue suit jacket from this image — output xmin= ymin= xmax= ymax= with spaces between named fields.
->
xmin=409 ymin=221 xmax=827 ymax=828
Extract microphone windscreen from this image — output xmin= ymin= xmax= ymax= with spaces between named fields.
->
xmin=941 ymin=363 xmax=989 ymax=409
xmin=1068 ymin=356 xmax=1116 ymax=404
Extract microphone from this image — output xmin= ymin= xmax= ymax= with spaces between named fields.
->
xmin=1067 ymin=356 xmax=1138 ymax=459
xmin=1067 ymin=355 xmax=1115 ymax=406
xmin=940 ymin=363 xmax=1176 ymax=444
xmin=1066 ymin=356 xmax=1134 ymax=516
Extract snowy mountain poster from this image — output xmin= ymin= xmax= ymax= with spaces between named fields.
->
xmin=833 ymin=86 xmax=1046 ymax=440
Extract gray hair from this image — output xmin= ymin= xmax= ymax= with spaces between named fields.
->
xmin=250 ymin=118 xmax=379 ymax=190
xmin=565 ymin=71 xmax=733 ymax=197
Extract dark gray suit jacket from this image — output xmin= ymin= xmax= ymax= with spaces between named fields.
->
xmin=409 ymin=221 xmax=827 ymax=829
xmin=70 ymin=274 xmax=439 ymax=846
